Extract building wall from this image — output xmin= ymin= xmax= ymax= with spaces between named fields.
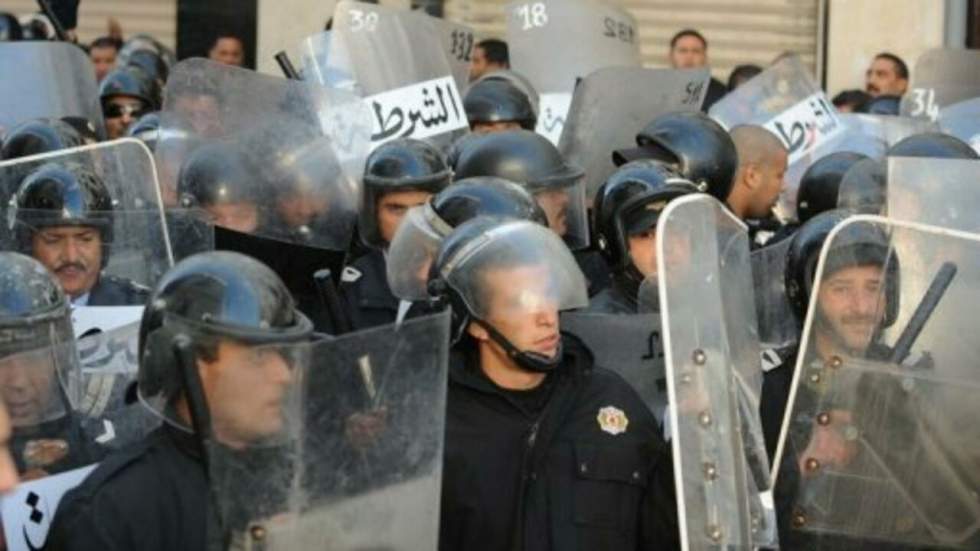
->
xmin=825 ymin=0 xmax=955 ymax=96
xmin=445 ymin=0 xmax=823 ymax=83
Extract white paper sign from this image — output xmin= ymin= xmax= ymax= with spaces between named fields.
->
xmin=1 ymin=464 xmax=97 ymax=551
xmin=536 ymin=92 xmax=572 ymax=145
xmin=365 ymin=75 xmax=468 ymax=148
xmin=763 ymin=92 xmax=844 ymax=165
xmin=71 ymin=306 xmax=144 ymax=338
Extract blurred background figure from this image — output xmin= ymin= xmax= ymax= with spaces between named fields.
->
xmin=865 ymin=51 xmax=909 ymax=97
xmin=667 ymin=28 xmax=727 ymax=110
xmin=468 ymin=38 xmax=509 ymax=82
xmin=89 ymin=36 xmax=121 ymax=82
xmin=208 ymin=32 xmax=245 ymax=67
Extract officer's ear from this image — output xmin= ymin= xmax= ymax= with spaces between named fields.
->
xmin=742 ymin=163 xmax=762 ymax=191
xmin=466 ymin=320 xmax=490 ymax=342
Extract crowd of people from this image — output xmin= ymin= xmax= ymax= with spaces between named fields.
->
xmin=0 ymin=2 xmax=978 ymax=550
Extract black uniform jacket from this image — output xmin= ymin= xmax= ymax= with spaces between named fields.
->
xmin=86 ymin=274 xmax=150 ymax=307
xmin=44 ymin=425 xmax=210 ymax=551
xmin=439 ymin=334 xmax=680 ymax=551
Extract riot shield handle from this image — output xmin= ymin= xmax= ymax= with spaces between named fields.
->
xmin=890 ymin=262 xmax=957 ymax=364
xmin=173 ymin=334 xmax=213 ymax=469
xmin=314 ymin=269 xmax=353 ymax=334
xmin=274 ymin=51 xmax=302 ymax=80
xmin=36 ymin=0 xmax=70 ymax=41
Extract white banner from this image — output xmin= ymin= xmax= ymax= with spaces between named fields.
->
xmin=71 ymin=306 xmax=144 ymax=338
xmin=1 ymin=464 xmax=97 ymax=551
xmin=536 ymin=92 xmax=572 ymax=145
xmin=763 ymin=92 xmax=844 ymax=165
xmin=365 ymin=75 xmax=468 ymax=148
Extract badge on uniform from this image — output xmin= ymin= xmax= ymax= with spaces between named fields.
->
xmin=596 ymin=406 xmax=629 ymax=435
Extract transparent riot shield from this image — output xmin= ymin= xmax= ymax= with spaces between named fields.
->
xmin=561 ymin=312 xmax=667 ymax=423
xmin=937 ymin=97 xmax=980 ymax=154
xmin=751 ymin=237 xmax=799 ymax=352
xmin=209 ymin=311 xmax=450 ymax=550
xmin=1 ymin=139 xmax=174 ymax=297
xmin=887 ymin=157 xmax=980 ymax=233
xmin=300 ymin=1 xmax=469 ymax=151
xmin=900 ymin=48 xmax=980 ymax=121
xmin=558 ymin=66 xmax=711 ymax=199
xmin=840 ymin=113 xmax=936 ymax=150
xmin=710 ymin=55 xmax=845 ymax=220
xmin=837 ymin=158 xmax=886 ymax=215
xmin=74 ymin=321 xmax=160 ymax=451
xmin=658 ymin=194 xmax=778 ymax=550
xmin=773 ymin=216 xmax=980 ymax=549
xmin=0 ymin=42 xmax=105 ymax=139
xmin=157 ymin=58 xmax=371 ymax=251
xmin=506 ymin=0 xmax=642 ymax=144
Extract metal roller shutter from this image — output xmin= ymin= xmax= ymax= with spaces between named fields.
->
xmin=444 ymin=0 xmax=823 ymax=82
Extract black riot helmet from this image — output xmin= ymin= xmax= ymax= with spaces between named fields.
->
xmin=796 ymin=151 xmax=869 ymax=223
xmin=99 ymin=66 xmax=161 ymax=112
xmin=452 ymin=129 xmax=583 ymax=192
xmin=360 ymin=138 xmax=452 ymax=248
xmin=11 ymin=162 xmax=114 ymax=265
xmin=137 ymin=251 xmax=314 ymax=431
xmin=427 ymin=217 xmax=588 ymax=372
xmin=887 ymin=132 xmax=979 ymax=159
xmin=0 ymin=118 xmax=85 ymax=161
xmin=784 ymin=209 xmax=899 ymax=328
xmin=125 ymin=49 xmax=169 ymax=88
xmin=0 ymin=13 xmax=23 ymax=41
xmin=612 ymin=111 xmax=738 ymax=202
xmin=837 ymin=158 xmax=886 ymax=214
xmin=126 ymin=112 xmax=161 ymax=151
xmin=431 ymin=177 xmax=547 ymax=229
xmin=385 ymin=177 xmax=547 ymax=303
xmin=594 ymin=160 xmax=699 ymax=273
xmin=177 ymin=142 xmax=257 ymax=210
xmin=464 ymin=78 xmax=537 ymax=132
xmin=0 ymin=251 xmax=72 ymax=356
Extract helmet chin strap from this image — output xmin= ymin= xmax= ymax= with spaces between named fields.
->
xmin=474 ymin=319 xmax=562 ymax=374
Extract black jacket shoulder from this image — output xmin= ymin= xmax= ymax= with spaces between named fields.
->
xmin=86 ymin=275 xmax=151 ymax=307
xmin=44 ymin=427 xmax=208 ymax=551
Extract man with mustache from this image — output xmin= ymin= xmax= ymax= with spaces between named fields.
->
xmin=45 ymin=252 xmax=317 ymax=551
xmin=10 ymin=162 xmax=149 ymax=307
xmin=430 ymin=218 xmax=678 ymax=551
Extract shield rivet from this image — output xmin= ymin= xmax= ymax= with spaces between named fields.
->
xmin=707 ymin=525 xmax=723 ymax=542
xmin=816 ymin=412 xmax=830 ymax=426
xmin=809 ymin=372 xmax=821 ymax=384
xmin=692 ymin=349 xmax=707 ymax=365
xmin=828 ymin=356 xmax=843 ymax=369
xmin=805 ymin=458 xmax=820 ymax=472
xmin=681 ymin=373 xmax=692 ymax=385
xmin=792 ymin=510 xmax=807 ymax=528
xmin=703 ymin=462 xmax=718 ymax=480
xmin=698 ymin=411 xmax=712 ymax=427
xmin=250 ymin=525 xmax=266 ymax=541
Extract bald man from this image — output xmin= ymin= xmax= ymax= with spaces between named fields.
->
xmin=726 ymin=125 xmax=788 ymax=222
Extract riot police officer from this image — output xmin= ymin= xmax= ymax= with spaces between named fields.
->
xmin=99 ymin=66 xmax=160 ymax=139
xmin=46 ymin=251 xmax=316 ymax=551
xmin=9 ymin=162 xmax=149 ymax=306
xmin=589 ymin=160 xmax=698 ymax=314
xmin=340 ymin=138 xmax=451 ymax=330
xmin=177 ymin=141 xmax=262 ymax=235
xmin=0 ymin=252 xmax=107 ymax=479
xmin=430 ymin=217 xmax=678 ymax=551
